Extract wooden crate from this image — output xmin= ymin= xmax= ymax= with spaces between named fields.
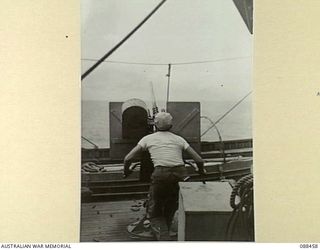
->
xmin=178 ymin=182 xmax=233 ymax=241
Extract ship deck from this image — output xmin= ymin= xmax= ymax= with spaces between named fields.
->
xmin=80 ymin=199 xmax=148 ymax=242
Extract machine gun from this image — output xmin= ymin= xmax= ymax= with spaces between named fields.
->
xmin=109 ymin=82 xmax=201 ymax=182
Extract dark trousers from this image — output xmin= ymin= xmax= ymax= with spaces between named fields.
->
xmin=147 ymin=166 xmax=186 ymax=240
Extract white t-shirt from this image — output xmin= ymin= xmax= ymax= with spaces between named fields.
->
xmin=138 ymin=131 xmax=190 ymax=167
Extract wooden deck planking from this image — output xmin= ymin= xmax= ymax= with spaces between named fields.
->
xmin=80 ymin=199 xmax=147 ymax=242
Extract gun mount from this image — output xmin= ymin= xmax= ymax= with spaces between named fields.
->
xmin=109 ymin=99 xmax=201 ymax=181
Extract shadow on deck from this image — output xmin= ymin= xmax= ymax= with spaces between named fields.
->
xmin=80 ymin=199 xmax=149 ymax=242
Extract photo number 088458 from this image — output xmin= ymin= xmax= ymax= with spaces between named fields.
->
xmin=300 ymin=244 xmax=319 ymax=248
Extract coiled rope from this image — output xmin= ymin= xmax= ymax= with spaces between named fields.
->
xmin=226 ymin=174 xmax=254 ymax=241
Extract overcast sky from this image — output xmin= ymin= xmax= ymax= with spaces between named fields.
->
xmin=81 ymin=0 xmax=252 ymax=145
xmin=81 ymin=0 xmax=252 ymax=104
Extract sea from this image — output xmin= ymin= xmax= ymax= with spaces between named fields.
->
xmin=82 ymin=100 xmax=252 ymax=148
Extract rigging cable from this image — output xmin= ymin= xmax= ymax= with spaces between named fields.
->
xmin=81 ymin=0 xmax=167 ymax=80
xmin=81 ymin=56 xmax=251 ymax=67
xmin=81 ymin=136 xmax=99 ymax=149
xmin=201 ymin=91 xmax=252 ymax=137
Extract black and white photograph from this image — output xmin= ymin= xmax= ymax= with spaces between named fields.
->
xmin=80 ymin=0 xmax=253 ymax=242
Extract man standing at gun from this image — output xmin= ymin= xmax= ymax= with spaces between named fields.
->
xmin=124 ymin=111 xmax=206 ymax=240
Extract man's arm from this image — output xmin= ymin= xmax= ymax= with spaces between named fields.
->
xmin=123 ymin=145 xmax=143 ymax=177
xmin=185 ymin=146 xmax=206 ymax=175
